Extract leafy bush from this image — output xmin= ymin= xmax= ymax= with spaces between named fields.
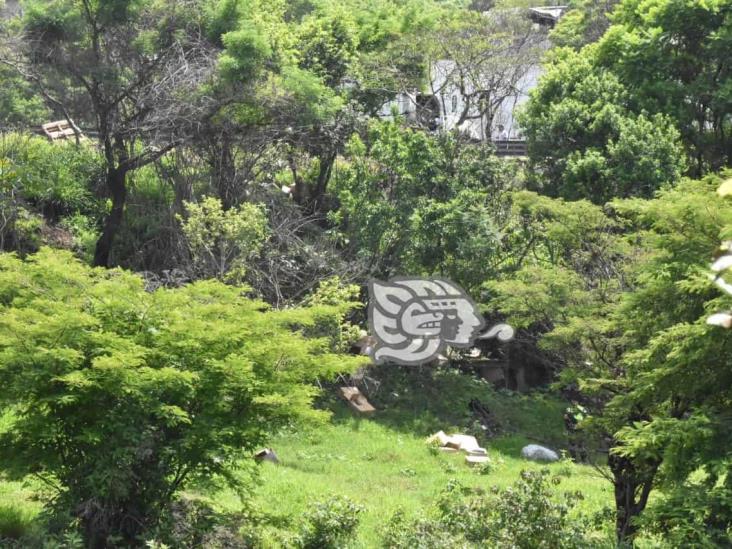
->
xmin=0 ymin=152 xmax=42 ymax=254
xmin=148 ymin=496 xmax=260 ymax=548
xmin=296 ymin=495 xmax=364 ymax=549
xmin=0 ymin=65 xmax=49 ymax=129
xmin=381 ymin=470 xmax=595 ymax=549
xmin=302 ymin=276 xmax=362 ymax=352
xmin=111 ymin=163 xmax=178 ymax=271
xmin=0 ymin=134 xmax=103 ymax=218
xmin=58 ymin=214 xmax=99 ymax=263
xmin=331 ymin=119 xmax=512 ymax=290
xmin=381 ymin=508 xmax=462 ymax=548
xmin=179 ymin=196 xmax=269 ymax=282
xmin=0 ymin=248 xmax=366 ymax=545
xmin=640 ymin=480 xmax=732 ymax=548
xmin=1 ymin=207 xmax=43 ymax=255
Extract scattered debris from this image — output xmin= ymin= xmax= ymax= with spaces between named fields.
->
xmin=465 ymin=454 xmax=490 ymax=465
xmin=445 ymin=434 xmax=481 ymax=453
xmin=254 ymin=448 xmax=279 ymax=464
xmin=521 ymin=444 xmax=559 ymax=462
xmin=427 ymin=430 xmax=490 ymax=465
xmin=428 ymin=430 xmax=451 ymax=447
xmin=339 ymin=386 xmax=376 ymax=414
xmin=352 ymin=333 xmax=376 ymax=356
xmin=41 ymin=119 xmax=87 ymax=142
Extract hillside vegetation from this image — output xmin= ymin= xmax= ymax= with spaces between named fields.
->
xmin=0 ymin=0 xmax=731 ymax=547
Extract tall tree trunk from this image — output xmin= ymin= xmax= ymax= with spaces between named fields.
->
xmin=608 ymin=446 xmax=659 ymax=543
xmin=93 ymin=166 xmax=127 ymax=267
xmin=212 ymin=138 xmax=237 ymax=210
xmin=309 ymin=151 xmax=336 ymax=215
xmin=288 ymin=153 xmax=306 ymax=207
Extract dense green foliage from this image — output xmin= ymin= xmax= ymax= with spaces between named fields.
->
xmin=1 ymin=0 xmax=732 ymax=545
xmin=525 ymin=0 xmax=732 ymax=185
xmin=0 ymin=249 xmax=364 ymax=543
xmin=382 ymin=470 xmax=594 ymax=548
xmin=332 ymin=120 xmax=516 ymax=291
xmin=522 ymin=47 xmax=684 ymax=202
xmin=179 ymin=196 xmax=269 ymax=282
xmin=597 ymin=0 xmax=732 ymax=174
xmin=489 ymin=176 xmax=732 ymax=540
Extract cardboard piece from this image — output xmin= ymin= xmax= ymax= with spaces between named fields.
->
xmin=427 ymin=430 xmax=451 ymax=446
xmin=465 ymin=455 xmax=490 ymax=465
xmin=446 ymin=434 xmax=481 ymax=453
xmin=427 ymin=431 xmax=489 ymax=460
xmin=339 ymin=386 xmax=376 ymax=414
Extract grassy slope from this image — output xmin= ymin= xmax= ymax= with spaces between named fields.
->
xmin=0 ymin=368 xmax=615 ymax=546
xmin=216 ymin=368 xmax=614 ymax=547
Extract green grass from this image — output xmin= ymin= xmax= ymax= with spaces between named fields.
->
xmin=0 ymin=481 xmax=42 ymax=542
xmin=212 ymin=368 xmax=614 ymax=547
xmin=0 ymin=368 xmax=615 ymax=547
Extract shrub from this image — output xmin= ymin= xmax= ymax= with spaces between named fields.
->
xmin=112 ymin=164 xmax=178 ymax=271
xmin=179 ymin=196 xmax=269 ymax=282
xmin=2 ymin=207 xmax=43 ymax=255
xmin=0 ymin=248 xmax=366 ymax=545
xmin=0 ymin=134 xmax=103 ymax=218
xmin=381 ymin=471 xmax=593 ymax=549
xmin=301 ymin=276 xmax=362 ymax=352
xmin=148 ymin=496 xmax=260 ymax=548
xmin=0 ymin=153 xmax=42 ymax=254
xmin=381 ymin=508 xmax=462 ymax=548
xmin=296 ymin=495 xmax=364 ymax=549
xmin=478 ymin=470 xmax=587 ymax=548
xmin=58 ymin=214 xmax=99 ymax=263
xmin=641 ymin=482 xmax=732 ymax=548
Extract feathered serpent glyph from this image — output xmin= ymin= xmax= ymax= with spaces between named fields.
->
xmin=367 ymin=277 xmax=513 ymax=365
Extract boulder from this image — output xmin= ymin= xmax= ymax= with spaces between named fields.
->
xmin=520 ymin=444 xmax=559 ymax=462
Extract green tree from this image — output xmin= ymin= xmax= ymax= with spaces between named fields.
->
xmin=600 ymin=176 xmax=732 ymax=541
xmin=0 ymin=65 xmax=49 ymax=129
xmin=521 ymin=47 xmax=685 ymax=202
xmin=550 ymin=0 xmax=619 ymax=49
xmin=489 ymin=176 xmax=732 ymax=543
xmin=331 ymin=119 xmax=513 ymax=293
xmin=596 ymin=0 xmax=732 ymax=174
xmin=0 ymin=248 xmax=365 ymax=545
xmin=15 ymin=0 xmax=220 ymax=267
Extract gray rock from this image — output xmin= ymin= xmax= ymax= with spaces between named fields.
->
xmin=521 ymin=444 xmax=559 ymax=462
